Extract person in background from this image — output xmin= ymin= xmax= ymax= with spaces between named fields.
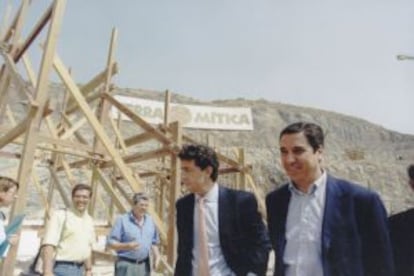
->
xmin=266 ymin=121 xmax=394 ymax=276
xmin=42 ymin=184 xmax=95 ymax=276
xmin=175 ymin=144 xmax=271 ymax=276
xmin=0 ymin=176 xmax=20 ymax=253
xmin=107 ymin=192 xmax=160 ymax=276
xmin=389 ymin=164 xmax=414 ymax=276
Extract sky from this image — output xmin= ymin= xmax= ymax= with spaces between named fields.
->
xmin=2 ymin=0 xmax=414 ymax=134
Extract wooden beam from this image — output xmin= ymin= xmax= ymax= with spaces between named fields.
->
xmin=3 ymin=1 xmax=67 ymax=272
xmin=0 ymin=105 xmax=37 ymax=149
xmin=49 ymin=168 xmax=71 ymax=208
xmin=167 ymin=121 xmax=182 ymax=266
xmin=95 ymin=167 xmax=128 ymax=212
xmin=89 ymin=28 xmax=118 ymax=216
xmin=99 ymin=146 xmax=173 ymax=169
xmin=124 ymin=131 xmax=156 ymax=147
xmin=65 ymin=62 xmax=118 ymax=113
xmin=13 ymin=3 xmax=53 ymax=62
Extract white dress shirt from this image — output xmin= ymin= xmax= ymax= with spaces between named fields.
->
xmin=192 ymin=183 xmax=235 ymax=276
xmin=284 ymin=171 xmax=327 ymax=276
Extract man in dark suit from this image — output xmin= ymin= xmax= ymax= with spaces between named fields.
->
xmin=389 ymin=164 xmax=414 ymax=276
xmin=175 ymin=144 xmax=271 ymax=276
xmin=266 ymin=122 xmax=394 ymax=276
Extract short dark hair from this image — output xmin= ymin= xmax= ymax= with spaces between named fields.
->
xmin=0 ymin=176 xmax=19 ymax=192
xmin=132 ymin=192 xmax=149 ymax=205
xmin=178 ymin=144 xmax=219 ymax=182
xmin=71 ymin=183 xmax=92 ymax=197
xmin=280 ymin=122 xmax=324 ymax=152
xmin=408 ymin=164 xmax=414 ymax=181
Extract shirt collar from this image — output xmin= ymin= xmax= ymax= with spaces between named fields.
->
xmin=288 ymin=170 xmax=327 ymax=196
xmin=129 ymin=211 xmax=146 ymax=224
xmin=196 ymin=182 xmax=219 ymax=203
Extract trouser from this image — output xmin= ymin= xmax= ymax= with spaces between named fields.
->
xmin=114 ymin=257 xmax=150 ymax=276
xmin=54 ymin=261 xmax=84 ymax=276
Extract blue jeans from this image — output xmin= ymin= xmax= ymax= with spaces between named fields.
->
xmin=54 ymin=261 xmax=84 ymax=276
xmin=115 ymin=259 xmax=150 ymax=276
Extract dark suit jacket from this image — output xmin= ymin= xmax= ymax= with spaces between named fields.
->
xmin=389 ymin=208 xmax=414 ymax=276
xmin=265 ymin=174 xmax=394 ymax=276
xmin=175 ymin=186 xmax=271 ymax=276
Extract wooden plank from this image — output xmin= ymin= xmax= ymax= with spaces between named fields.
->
xmin=0 ymin=0 xmax=20 ymax=42
xmin=38 ymin=134 xmax=94 ymax=153
xmin=3 ymin=1 xmax=67 ymax=273
xmin=49 ymin=168 xmax=71 ymax=207
xmin=108 ymin=117 xmax=127 ymax=153
xmin=0 ymin=105 xmax=37 ymax=149
xmin=95 ymin=167 xmax=127 ymax=212
xmin=65 ymin=62 xmax=118 ymax=112
xmin=0 ymin=48 xmax=34 ymax=107
xmin=0 ymin=1 xmax=12 ymax=39
xmin=89 ymin=28 xmax=118 ymax=216
xmin=13 ymin=2 xmax=53 ymax=62
xmin=59 ymin=116 xmax=88 ymax=139
xmin=167 ymin=121 xmax=182 ymax=265
xmin=99 ymin=146 xmax=173 ymax=169
xmin=124 ymin=131 xmax=156 ymax=147
xmin=61 ymin=114 xmax=90 ymax=145
xmin=65 ymin=89 xmax=101 ymax=115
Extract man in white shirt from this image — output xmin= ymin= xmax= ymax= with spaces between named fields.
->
xmin=266 ymin=121 xmax=394 ymax=276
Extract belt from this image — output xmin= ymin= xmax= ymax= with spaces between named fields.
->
xmin=117 ymin=256 xmax=148 ymax=264
xmin=55 ymin=260 xmax=84 ymax=267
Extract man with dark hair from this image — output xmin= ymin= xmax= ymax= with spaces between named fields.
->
xmin=107 ymin=192 xmax=160 ymax=276
xmin=389 ymin=164 xmax=414 ymax=276
xmin=266 ymin=122 xmax=394 ymax=276
xmin=42 ymin=184 xmax=95 ymax=276
xmin=175 ymin=144 xmax=271 ymax=276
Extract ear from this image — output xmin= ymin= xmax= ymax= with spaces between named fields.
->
xmin=204 ymin=166 xmax=213 ymax=178
xmin=316 ymin=146 xmax=324 ymax=162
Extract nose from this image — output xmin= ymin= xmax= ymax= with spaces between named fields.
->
xmin=284 ymin=152 xmax=296 ymax=163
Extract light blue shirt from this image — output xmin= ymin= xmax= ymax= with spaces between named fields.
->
xmin=107 ymin=212 xmax=159 ymax=261
xmin=284 ymin=171 xmax=327 ymax=276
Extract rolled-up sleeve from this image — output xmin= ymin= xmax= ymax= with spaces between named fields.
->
xmin=107 ymin=216 xmax=123 ymax=245
xmin=42 ymin=210 xmax=65 ymax=247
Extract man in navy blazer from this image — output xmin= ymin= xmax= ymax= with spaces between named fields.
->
xmin=388 ymin=164 xmax=414 ymax=276
xmin=266 ymin=122 xmax=394 ymax=276
xmin=175 ymin=144 xmax=271 ymax=276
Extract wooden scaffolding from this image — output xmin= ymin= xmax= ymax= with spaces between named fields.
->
xmin=0 ymin=1 xmax=266 ymax=275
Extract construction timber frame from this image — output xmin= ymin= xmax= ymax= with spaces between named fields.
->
xmin=0 ymin=1 xmax=266 ymax=275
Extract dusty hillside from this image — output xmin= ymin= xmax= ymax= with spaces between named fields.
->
xmin=116 ymin=87 xmax=414 ymax=214
xmin=2 ymin=84 xmax=413 ymax=216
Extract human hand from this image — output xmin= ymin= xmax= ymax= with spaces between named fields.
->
xmin=126 ymin=241 xmax=139 ymax=250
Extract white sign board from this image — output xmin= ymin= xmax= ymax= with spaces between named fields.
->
xmin=113 ymin=95 xmax=254 ymax=130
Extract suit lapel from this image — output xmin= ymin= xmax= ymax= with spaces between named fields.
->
xmin=322 ymin=175 xmax=344 ymax=252
xmin=185 ymin=194 xmax=195 ymax=247
xmin=218 ymin=186 xmax=231 ymax=237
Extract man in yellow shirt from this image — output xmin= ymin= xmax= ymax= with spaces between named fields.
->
xmin=42 ymin=184 xmax=95 ymax=276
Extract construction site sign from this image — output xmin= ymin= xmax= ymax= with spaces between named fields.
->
xmin=113 ymin=95 xmax=254 ymax=130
